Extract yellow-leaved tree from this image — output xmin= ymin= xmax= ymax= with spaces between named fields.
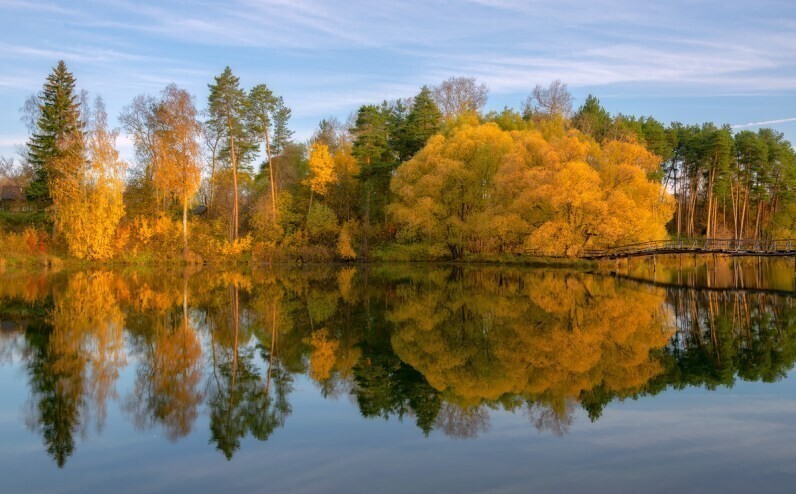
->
xmin=306 ymin=141 xmax=335 ymax=213
xmin=153 ymin=84 xmax=203 ymax=252
xmin=306 ymin=141 xmax=340 ymax=252
xmin=389 ymin=121 xmax=673 ymax=257
xmin=389 ymin=124 xmax=514 ymax=258
xmin=51 ymin=97 xmax=126 ymax=260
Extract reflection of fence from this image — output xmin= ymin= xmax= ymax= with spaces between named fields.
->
xmin=584 ymin=238 xmax=796 ymax=260
xmin=604 ymin=272 xmax=796 ymax=296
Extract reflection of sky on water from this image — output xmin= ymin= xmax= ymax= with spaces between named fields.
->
xmin=3 ymin=371 xmax=796 ymax=493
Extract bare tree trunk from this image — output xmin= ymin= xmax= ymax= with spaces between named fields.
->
xmin=754 ymin=201 xmax=763 ymax=241
xmin=208 ymin=139 xmax=218 ymax=215
xmin=230 ymin=135 xmax=239 ymax=241
xmin=675 ymin=164 xmax=681 ymax=238
xmin=307 ymin=189 xmax=314 ymax=222
xmin=740 ymin=189 xmax=749 ymax=239
xmin=264 ymin=131 xmax=277 ymax=217
xmin=182 ymin=195 xmax=189 ymax=254
xmin=706 ymin=168 xmax=715 ymax=237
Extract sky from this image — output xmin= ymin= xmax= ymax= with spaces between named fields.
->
xmin=1 ymin=0 xmax=795 ymax=161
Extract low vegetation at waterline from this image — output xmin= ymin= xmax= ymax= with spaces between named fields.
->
xmin=2 ymin=63 xmax=795 ymax=265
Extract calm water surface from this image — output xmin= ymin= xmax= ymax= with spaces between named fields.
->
xmin=1 ymin=263 xmax=795 ymax=493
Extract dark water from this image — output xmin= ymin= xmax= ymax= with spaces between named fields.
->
xmin=1 ymin=264 xmax=795 ymax=493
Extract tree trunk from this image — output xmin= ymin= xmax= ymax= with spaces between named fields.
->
xmin=264 ymin=131 xmax=277 ymax=218
xmin=182 ymin=195 xmax=189 ymax=254
xmin=362 ymin=187 xmax=371 ymax=260
xmin=307 ymin=189 xmax=314 ymax=222
xmin=229 ymin=135 xmax=238 ymax=241
xmin=208 ymin=141 xmax=218 ymax=216
xmin=706 ymin=168 xmax=715 ymax=237
xmin=675 ymin=163 xmax=682 ymax=239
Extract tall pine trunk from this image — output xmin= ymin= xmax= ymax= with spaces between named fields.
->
xmin=229 ymin=134 xmax=238 ymax=241
xmin=264 ymin=131 xmax=277 ymax=217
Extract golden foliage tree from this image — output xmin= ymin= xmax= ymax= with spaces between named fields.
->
xmin=51 ymin=98 xmax=126 ymax=260
xmin=153 ymin=85 xmax=203 ymax=251
xmin=389 ymin=121 xmax=673 ymax=257
xmin=306 ymin=142 xmax=335 ymax=212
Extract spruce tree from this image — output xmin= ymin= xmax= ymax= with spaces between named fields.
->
xmin=351 ymin=104 xmax=390 ymax=254
xmin=351 ymin=104 xmax=389 ymax=172
xmin=403 ymin=86 xmax=442 ymax=159
xmin=26 ymin=60 xmax=83 ymax=205
xmin=571 ymin=94 xmax=611 ymax=141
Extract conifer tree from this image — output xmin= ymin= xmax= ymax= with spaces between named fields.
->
xmin=26 ymin=60 xmax=83 ymax=206
xmin=571 ymin=94 xmax=611 ymax=141
xmin=351 ymin=104 xmax=390 ymax=249
xmin=207 ymin=67 xmax=249 ymax=241
xmin=403 ymin=86 xmax=443 ymax=159
xmin=247 ymin=84 xmax=279 ymax=216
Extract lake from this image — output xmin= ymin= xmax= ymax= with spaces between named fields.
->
xmin=1 ymin=262 xmax=796 ymax=493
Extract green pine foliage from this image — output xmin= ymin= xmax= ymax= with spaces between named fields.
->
xmin=25 ymin=60 xmax=83 ymax=205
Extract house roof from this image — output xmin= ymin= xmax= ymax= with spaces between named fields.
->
xmin=0 ymin=184 xmax=23 ymax=201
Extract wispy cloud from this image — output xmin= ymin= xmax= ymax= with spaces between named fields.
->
xmin=732 ymin=117 xmax=796 ymax=129
xmin=0 ymin=42 xmax=170 ymax=64
xmin=0 ymin=0 xmax=795 ymax=152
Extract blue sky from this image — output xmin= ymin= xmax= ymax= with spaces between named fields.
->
xmin=1 ymin=0 xmax=795 ymax=160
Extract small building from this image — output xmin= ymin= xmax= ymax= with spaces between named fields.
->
xmin=0 ymin=181 xmax=30 ymax=212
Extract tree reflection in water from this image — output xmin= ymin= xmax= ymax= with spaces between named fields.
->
xmin=1 ymin=265 xmax=795 ymax=466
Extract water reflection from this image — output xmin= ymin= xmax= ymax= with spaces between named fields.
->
xmin=1 ymin=265 xmax=795 ymax=467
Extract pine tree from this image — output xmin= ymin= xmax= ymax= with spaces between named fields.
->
xmin=247 ymin=83 xmax=278 ymax=217
xmin=403 ymin=86 xmax=442 ymax=159
xmin=247 ymin=87 xmax=292 ymax=219
xmin=26 ymin=60 xmax=83 ymax=206
xmin=351 ymin=105 xmax=389 ymax=172
xmin=351 ymin=104 xmax=390 ymax=255
xmin=271 ymin=96 xmax=293 ymax=158
xmin=571 ymin=94 xmax=611 ymax=141
xmin=385 ymin=99 xmax=410 ymax=162
xmin=207 ymin=67 xmax=250 ymax=240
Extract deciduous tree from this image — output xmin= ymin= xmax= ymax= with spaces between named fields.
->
xmin=153 ymin=85 xmax=203 ymax=252
xmin=431 ymin=76 xmax=489 ymax=119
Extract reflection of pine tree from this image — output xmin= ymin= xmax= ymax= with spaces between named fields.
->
xmin=21 ymin=271 xmax=127 ymax=468
xmin=352 ymin=344 xmax=442 ymax=436
xmin=644 ymin=288 xmax=796 ymax=392
xmin=24 ymin=322 xmax=82 ymax=468
xmin=208 ymin=347 xmax=292 ymax=459
xmin=205 ymin=283 xmax=293 ymax=461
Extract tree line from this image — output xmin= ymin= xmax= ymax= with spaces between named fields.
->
xmin=3 ymin=60 xmax=795 ymax=261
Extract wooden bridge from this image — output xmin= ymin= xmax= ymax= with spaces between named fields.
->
xmin=583 ymin=238 xmax=796 ymax=260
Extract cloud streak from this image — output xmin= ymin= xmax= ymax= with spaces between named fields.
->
xmin=732 ymin=117 xmax=796 ymax=129
xmin=0 ymin=0 xmax=795 ymax=154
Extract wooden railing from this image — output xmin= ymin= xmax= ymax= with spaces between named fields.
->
xmin=583 ymin=238 xmax=796 ymax=259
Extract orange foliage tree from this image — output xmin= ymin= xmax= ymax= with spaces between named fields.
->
xmin=389 ymin=121 xmax=673 ymax=257
xmin=51 ymin=98 xmax=126 ymax=260
xmin=153 ymin=85 xmax=203 ymax=252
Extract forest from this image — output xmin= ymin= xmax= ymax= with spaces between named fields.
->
xmin=1 ymin=61 xmax=795 ymax=264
